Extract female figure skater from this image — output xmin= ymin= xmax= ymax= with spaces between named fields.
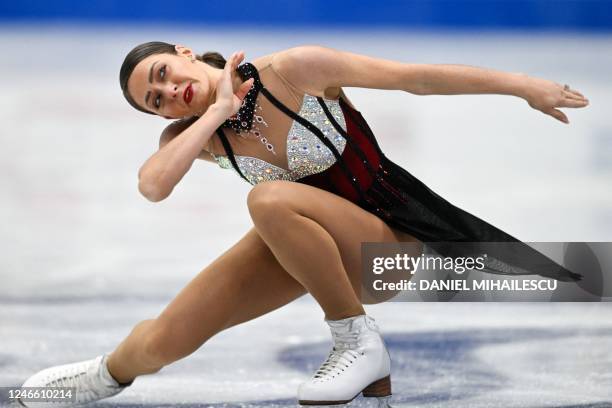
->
xmin=20 ymin=42 xmax=589 ymax=407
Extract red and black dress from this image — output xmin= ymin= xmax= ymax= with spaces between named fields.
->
xmin=208 ymin=62 xmax=580 ymax=282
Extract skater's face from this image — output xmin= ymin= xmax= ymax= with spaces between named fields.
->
xmin=126 ymin=46 xmax=215 ymax=120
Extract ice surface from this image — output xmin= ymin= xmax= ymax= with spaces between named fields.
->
xmin=1 ymin=25 xmax=611 ymax=407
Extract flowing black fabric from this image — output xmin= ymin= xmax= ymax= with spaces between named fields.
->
xmin=216 ymin=63 xmax=581 ymax=282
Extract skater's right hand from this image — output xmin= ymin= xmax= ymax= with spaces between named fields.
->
xmin=212 ymin=51 xmax=255 ymax=118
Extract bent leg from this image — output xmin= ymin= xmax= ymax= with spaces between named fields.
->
xmin=247 ymin=180 xmax=422 ymax=321
xmin=106 ymin=227 xmax=306 ymax=383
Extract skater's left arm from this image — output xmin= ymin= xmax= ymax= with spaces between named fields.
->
xmin=279 ymin=45 xmax=589 ymax=124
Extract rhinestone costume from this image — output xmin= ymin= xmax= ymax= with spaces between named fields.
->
xmin=213 ymin=94 xmax=347 ymax=185
xmin=222 ymin=66 xmax=277 ymax=156
xmin=210 ymin=62 xmax=580 ymax=282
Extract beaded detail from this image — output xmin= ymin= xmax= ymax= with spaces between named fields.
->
xmin=222 ymin=63 xmax=263 ymax=133
xmin=234 ymin=156 xmax=293 ymax=184
xmin=214 ymin=155 xmax=234 ymax=170
xmin=213 ymin=94 xmax=347 ymax=185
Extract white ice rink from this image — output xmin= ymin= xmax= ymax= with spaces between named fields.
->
xmin=1 ymin=25 xmax=611 ymax=407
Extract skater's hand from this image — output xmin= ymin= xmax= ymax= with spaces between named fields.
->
xmin=212 ymin=51 xmax=255 ymax=118
xmin=521 ymin=75 xmax=589 ymax=124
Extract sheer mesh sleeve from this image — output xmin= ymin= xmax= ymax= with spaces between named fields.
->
xmin=267 ymin=55 xmax=306 ymax=108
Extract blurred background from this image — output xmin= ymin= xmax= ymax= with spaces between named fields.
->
xmin=1 ymin=1 xmax=611 ymax=407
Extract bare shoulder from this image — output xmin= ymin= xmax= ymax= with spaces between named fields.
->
xmin=159 ymin=117 xmax=216 ymax=163
xmin=253 ymin=45 xmax=342 ymax=99
xmin=254 ymin=45 xmax=423 ymax=96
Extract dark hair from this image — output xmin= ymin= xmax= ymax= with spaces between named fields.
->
xmin=119 ymin=41 xmax=226 ymax=115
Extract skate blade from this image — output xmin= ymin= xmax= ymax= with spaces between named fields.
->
xmin=298 ymin=375 xmax=392 ymax=406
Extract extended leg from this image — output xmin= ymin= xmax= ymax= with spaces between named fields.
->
xmin=106 ymin=227 xmax=307 ymax=383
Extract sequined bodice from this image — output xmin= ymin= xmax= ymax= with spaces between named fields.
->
xmin=212 ymin=94 xmax=348 ymax=185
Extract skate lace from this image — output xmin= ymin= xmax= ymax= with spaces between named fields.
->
xmin=313 ymin=331 xmax=362 ymax=380
xmin=45 ymin=360 xmax=111 ymax=402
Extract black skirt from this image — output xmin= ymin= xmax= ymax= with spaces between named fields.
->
xmin=295 ymin=95 xmax=581 ymax=282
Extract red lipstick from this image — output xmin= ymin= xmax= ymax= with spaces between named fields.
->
xmin=183 ymin=83 xmax=193 ymax=105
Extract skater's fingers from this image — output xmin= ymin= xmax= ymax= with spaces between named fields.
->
xmin=562 ymin=90 xmax=586 ymax=102
xmin=558 ymin=97 xmax=590 ymax=108
xmin=567 ymin=87 xmax=586 ymax=99
xmin=236 ymin=78 xmax=254 ymax=101
xmin=547 ymin=107 xmax=569 ymax=124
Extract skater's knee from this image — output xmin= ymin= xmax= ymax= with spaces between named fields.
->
xmin=247 ymin=181 xmax=293 ymax=224
xmin=141 ymin=318 xmax=195 ymax=367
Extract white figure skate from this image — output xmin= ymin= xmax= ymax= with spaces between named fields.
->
xmin=298 ymin=314 xmax=392 ymax=405
xmin=18 ymin=353 xmax=132 ymax=407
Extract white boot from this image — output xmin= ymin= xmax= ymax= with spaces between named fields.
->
xmin=298 ymin=314 xmax=391 ymax=405
xmin=18 ymin=353 xmax=132 ymax=407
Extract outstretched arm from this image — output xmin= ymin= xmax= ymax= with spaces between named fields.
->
xmin=277 ymin=45 xmax=589 ymax=124
xmin=407 ymin=64 xmax=589 ymax=124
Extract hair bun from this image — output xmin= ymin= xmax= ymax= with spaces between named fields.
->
xmin=198 ymin=52 xmax=226 ymax=68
